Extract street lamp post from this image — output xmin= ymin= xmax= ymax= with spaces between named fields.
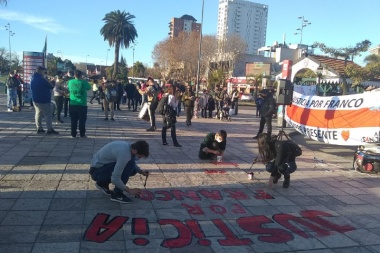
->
xmin=131 ymin=42 xmax=138 ymax=78
xmin=195 ymin=0 xmax=204 ymax=96
xmin=294 ymin=16 xmax=311 ymax=44
xmin=5 ymin=23 xmax=15 ymax=71
xmin=86 ymin=55 xmax=89 ymax=75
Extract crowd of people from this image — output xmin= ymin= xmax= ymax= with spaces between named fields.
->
xmin=5 ymin=70 xmax=297 ymax=203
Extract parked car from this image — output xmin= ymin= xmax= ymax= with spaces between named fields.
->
xmin=240 ymin=93 xmax=254 ymax=102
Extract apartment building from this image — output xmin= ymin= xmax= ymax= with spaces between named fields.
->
xmin=217 ymin=0 xmax=268 ymax=54
xmin=168 ymin=14 xmax=201 ymax=38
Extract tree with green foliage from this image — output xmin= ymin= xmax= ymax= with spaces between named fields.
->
xmin=132 ymin=61 xmax=145 ymax=77
xmin=100 ymin=10 xmax=137 ymax=80
xmin=345 ymin=54 xmax=380 ymax=88
xmin=207 ymin=69 xmax=224 ymax=90
xmin=313 ymin=40 xmax=371 ymax=95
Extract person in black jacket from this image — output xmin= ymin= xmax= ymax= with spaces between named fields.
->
xmin=257 ymin=133 xmax=297 ymax=188
xmin=253 ymin=89 xmax=276 ymax=139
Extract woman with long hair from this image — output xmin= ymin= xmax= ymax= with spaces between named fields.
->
xmin=257 ymin=133 xmax=297 ymax=188
xmin=161 ymin=84 xmax=182 ymax=147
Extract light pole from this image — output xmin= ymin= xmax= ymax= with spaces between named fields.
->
xmin=86 ymin=54 xmax=89 ymax=75
xmin=99 ymin=60 xmax=103 ymax=75
xmin=105 ymin=49 xmax=110 ymax=66
xmin=294 ymin=16 xmax=311 ymax=44
xmin=195 ymin=0 xmax=204 ymax=96
xmin=131 ymin=42 xmax=138 ymax=78
xmin=5 ymin=23 xmax=15 ymax=71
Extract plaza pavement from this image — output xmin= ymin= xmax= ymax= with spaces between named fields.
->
xmin=0 ymin=93 xmax=380 ymax=253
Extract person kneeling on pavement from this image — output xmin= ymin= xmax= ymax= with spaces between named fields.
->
xmin=256 ymin=133 xmax=297 ymax=189
xmin=198 ymin=130 xmax=227 ymax=160
xmin=89 ymin=140 xmax=150 ymax=204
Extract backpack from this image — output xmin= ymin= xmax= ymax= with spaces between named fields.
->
xmin=105 ymin=85 xmax=118 ymax=102
xmin=285 ymin=140 xmax=302 ymax=157
xmin=156 ymin=95 xmax=169 ymax=115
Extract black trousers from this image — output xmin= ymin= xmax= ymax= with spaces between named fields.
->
xmin=69 ymin=105 xmax=87 ymax=137
xmin=257 ymin=116 xmax=272 ymax=137
xmin=161 ymin=115 xmax=179 ymax=144
xmin=63 ymin=97 xmax=70 ymax=117
xmin=185 ymin=106 xmax=192 ymax=124
xmin=17 ymin=89 xmax=22 ymax=107
xmin=54 ymin=96 xmax=64 ymax=120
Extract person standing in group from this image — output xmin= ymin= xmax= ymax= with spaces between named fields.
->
xmin=213 ymin=85 xmax=222 ymax=119
xmin=89 ymin=80 xmax=100 ymax=104
xmin=30 ymin=66 xmax=59 ymax=134
xmin=63 ymin=71 xmax=74 ymax=118
xmin=125 ymin=81 xmax=136 ymax=111
xmin=161 ymin=84 xmax=182 ymax=147
xmin=89 ymin=140 xmax=150 ymax=204
xmin=113 ymin=80 xmax=124 ymax=111
xmin=253 ymin=89 xmax=276 ymax=139
xmin=255 ymin=94 xmax=263 ymax=117
xmin=199 ymin=89 xmax=209 ymax=118
xmin=101 ymin=76 xmax=116 ymax=121
xmin=230 ymin=86 xmax=240 ymax=115
xmin=5 ymin=71 xmax=19 ymax=112
xmin=13 ymin=70 xmax=24 ymax=109
xmin=256 ymin=133 xmax=297 ymax=188
xmin=67 ymin=70 xmax=91 ymax=138
xmin=182 ymin=85 xmax=195 ymax=126
xmin=53 ymin=71 xmax=66 ymax=124
xmin=207 ymin=95 xmax=215 ymax=119
xmin=137 ymin=77 xmax=159 ymax=131
xmin=133 ymin=82 xmax=141 ymax=112
xmin=175 ymin=82 xmax=185 ymax=117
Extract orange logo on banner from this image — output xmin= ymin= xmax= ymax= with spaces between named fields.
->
xmin=341 ymin=130 xmax=350 ymax=141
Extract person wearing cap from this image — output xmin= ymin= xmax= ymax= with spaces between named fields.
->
xmin=53 ymin=71 xmax=66 ymax=124
xmin=30 ymin=66 xmax=59 ymax=134
xmin=253 ymin=89 xmax=276 ymax=139
xmin=198 ymin=130 xmax=227 ymax=160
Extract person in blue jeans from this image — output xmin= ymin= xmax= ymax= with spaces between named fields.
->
xmin=89 ymin=140 xmax=150 ymax=204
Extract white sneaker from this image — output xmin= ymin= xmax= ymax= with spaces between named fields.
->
xmin=7 ymin=109 xmax=12 ymax=112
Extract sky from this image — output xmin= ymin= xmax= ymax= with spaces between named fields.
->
xmin=0 ymin=0 xmax=379 ymax=69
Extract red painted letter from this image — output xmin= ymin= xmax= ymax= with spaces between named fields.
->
xmin=300 ymin=210 xmax=355 ymax=233
xmin=212 ymin=219 xmax=252 ymax=246
xmin=172 ymin=190 xmax=201 ymax=201
xmin=84 ymin=213 xmax=128 ymax=243
xmin=199 ymin=190 xmax=223 ymax=200
xmin=155 ymin=190 xmax=173 ymax=201
xmin=181 ymin=204 xmax=205 ymax=215
xmin=231 ymin=203 xmax=247 ymax=214
xmin=237 ymin=216 xmax=293 ymax=243
xmin=159 ymin=219 xmax=192 ymax=248
xmin=224 ymin=189 xmax=249 ymax=200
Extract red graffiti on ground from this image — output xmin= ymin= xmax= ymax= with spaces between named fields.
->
xmin=84 ymin=210 xmax=356 ymax=248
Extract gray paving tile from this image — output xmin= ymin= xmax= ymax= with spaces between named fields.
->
xmin=31 ymin=242 xmax=80 ymax=253
xmin=0 ymin=225 xmax=40 ymax=243
xmin=36 ymin=224 xmax=83 ymax=243
xmin=1 ymin=210 xmax=46 ymax=225
xmin=43 ymin=210 xmax=85 ymax=225
xmin=80 ymin=241 xmax=126 ymax=253
xmin=49 ymin=198 xmax=86 ymax=211
xmin=345 ymin=229 xmax=380 ymax=246
xmin=11 ymin=198 xmax=52 ymax=210
xmin=0 ymin=243 xmax=33 ymax=253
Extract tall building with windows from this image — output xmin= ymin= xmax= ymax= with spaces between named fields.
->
xmin=169 ymin=14 xmax=201 ymax=38
xmin=217 ymin=0 xmax=268 ymax=54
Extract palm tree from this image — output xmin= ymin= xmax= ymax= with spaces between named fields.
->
xmin=100 ymin=10 xmax=137 ymax=79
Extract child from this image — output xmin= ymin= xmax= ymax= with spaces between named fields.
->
xmin=207 ymin=95 xmax=215 ymax=119
xmin=194 ymin=97 xmax=200 ymax=119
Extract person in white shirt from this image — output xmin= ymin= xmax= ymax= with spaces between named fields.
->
xmin=89 ymin=140 xmax=150 ymax=204
xmin=161 ymin=84 xmax=182 ymax=147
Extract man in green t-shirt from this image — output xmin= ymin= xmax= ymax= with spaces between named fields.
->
xmin=198 ymin=130 xmax=227 ymax=160
xmin=67 ymin=70 xmax=91 ymax=138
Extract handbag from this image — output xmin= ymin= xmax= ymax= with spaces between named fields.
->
xmin=138 ymin=103 xmax=150 ymax=122
xmin=265 ymin=160 xmax=275 ymax=173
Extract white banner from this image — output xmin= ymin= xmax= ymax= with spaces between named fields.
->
xmin=285 ymin=91 xmax=380 ymax=146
